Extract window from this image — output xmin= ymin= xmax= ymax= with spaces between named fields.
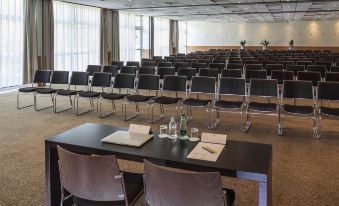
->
xmin=142 ymin=16 xmax=150 ymax=59
xmin=0 ymin=0 xmax=24 ymax=88
xmin=119 ymin=11 xmax=137 ymax=61
xmin=154 ymin=18 xmax=170 ymax=57
xmin=178 ymin=21 xmax=187 ymax=54
xmin=53 ymin=1 xmax=100 ymax=72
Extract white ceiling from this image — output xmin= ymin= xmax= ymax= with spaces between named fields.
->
xmin=59 ymin=0 xmax=339 ymax=22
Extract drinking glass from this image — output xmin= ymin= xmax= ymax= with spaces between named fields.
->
xmin=159 ymin=125 xmax=168 ymax=138
xmin=189 ymin=127 xmax=199 ymax=141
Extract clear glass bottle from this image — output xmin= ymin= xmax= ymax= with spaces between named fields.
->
xmin=179 ymin=114 xmax=188 ymax=140
xmin=168 ymin=117 xmax=177 ymax=139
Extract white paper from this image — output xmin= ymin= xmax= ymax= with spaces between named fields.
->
xmin=128 ymin=124 xmax=150 ymax=134
xmin=201 ymin=133 xmax=227 ymax=145
xmin=101 ymin=131 xmax=153 ymax=147
xmin=187 ymin=142 xmax=225 ymax=162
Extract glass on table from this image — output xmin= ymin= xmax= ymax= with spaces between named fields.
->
xmin=189 ymin=127 xmax=199 ymax=142
xmin=159 ymin=125 xmax=168 ymax=138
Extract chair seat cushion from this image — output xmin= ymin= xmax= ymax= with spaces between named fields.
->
xmin=283 ymin=104 xmax=314 ymax=115
xmin=102 ymin=93 xmax=127 ymax=100
xmin=126 ymin=95 xmax=154 ymax=102
xmin=249 ymin=102 xmax=277 ymax=112
xmin=321 ymin=107 xmax=339 ymax=117
xmin=78 ymin=91 xmax=101 ymax=98
xmin=57 ymin=89 xmax=78 ymax=96
xmin=18 ymin=87 xmax=38 ymax=93
xmin=215 ymin=100 xmax=243 ymax=109
xmin=183 ymin=98 xmax=211 ymax=107
xmin=36 ymin=88 xmax=58 ymax=94
xmin=72 ymin=172 xmax=143 ymax=206
xmin=154 ymin=96 xmax=182 ymax=105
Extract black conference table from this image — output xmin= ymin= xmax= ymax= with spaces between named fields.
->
xmin=45 ymin=123 xmax=272 ymax=206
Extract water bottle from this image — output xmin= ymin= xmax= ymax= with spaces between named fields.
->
xmin=179 ymin=114 xmax=188 ymax=140
xmin=168 ymin=117 xmax=178 ymax=139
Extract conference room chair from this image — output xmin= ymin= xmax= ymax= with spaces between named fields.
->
xmin=330 ymin=66 xmax=339 ymax=72
xmin=182 ymin=76 xmax=216 ymax=127
xmin=152 ymin=75 xmax=187 ymax=122
xmin=280 ymin=80 xmax=320 ymax=139
xmin=243 ymin=79 xmax=280 ymax=133
xmin=183 ymin=59 xmax=196 ymax=66
xmin=157 ymin=62 xmax=172 ymax=67
xmin=317 ymin=81 xmax=339 ymax=138
xmin=99 ymin=73 xmax=135 ymax=119
xmin=143 ymin=159 xmax=235 ymax=206
xmin=124 ymin=74 xmax=160 ymax=122
xmin=307 ymin=65 xmax=327 ymax=78
xmin=155 ymin=58 xmax=166 ymax=65
xmin=142 ymin=61 xmax=156 ymax=67
xmin=34 ymin=71 xmax=69 ymax=112
xmin=226 ymin=63 xmax=243 ymax=70
xmin=120 ymin=66 xmax=137 ymax=75
xmin=228 ymin=60 xmax=242 ymax=64
xmin=286 ymin=65 xmax=305 ymax=77
xmin=197 ymin=59 xmax=211 ymax=65
xmin=209 ymin=63 xmax=225 ymax=73
xmin=296 ymin=61 xmax=313 ymax=67
xmin=17 ymin=70 xmax=52 ymax=109
xmin=126 ymin=61 xmax=140 ymax=69
xmin=103 ymin=65 xmax=119 ymax=85
xmin=199 ymin=68 xmax=219 ymax=79
xmin=86 ymin=65 xmax=102 ymax=76
xmin=54 ymin=72 xmax=89 ymax=113
xmin=169 ymin=59 xmax=182 ymax=65
xmin=265 ymin=64 xmax=283 ymax=76
xmin=271 ymin=70 xmax=294 ymax=85
xmin=281 ymin=61 xmax=295 ymax=69
xmin=244 ymin=60 xmax=260 ymax=65
xmin=157 ymin=67 xmax=176 ymax=81
xmin=297 ymin=71 xmax=321 ymax=87
xmin=178 ymin=68 xmax=196 ymax=81
xmin=191 ymin=62 xmax=208 ymax=73
xmin=75 ymin=72 xmax=111 ymax=116
xmin=213 ymin=59 xmax=226 ymax=64
xmin=286 ymin=57 xmax=300 ymax=62
xmin=111 ymin=61 xmax=124 ymax=69
xmin=302 ymin=58 xmax=316 ymax=63
xmin=210 ymin=77 xmax=246 ymax=131
xmin=164 ymin=56 xmax=175 ymax=61
xmin=245 ymin=64 xmax=263 ymax=71
xmin=138 ymin=66 xmax=155 ymax=75
xmin=221 ymin=69 xmax=242 ymax=78
xmin=174 ymin=62 xmax=190 ymax=72
xmin=57 ymin=146 xmax=143 ymax=206
xmin=316 ymin=61 xmax=332 ymax=71
xmin=153 ymin=56 xmax=162 ymax=60
xmin=245 ymin=70 xmax=267 ymax=83
xmin=325 ymin=72 xmax=339 ymax=82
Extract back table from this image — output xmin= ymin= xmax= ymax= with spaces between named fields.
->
xmin=45 ymin=123 xmax=272 ymax=206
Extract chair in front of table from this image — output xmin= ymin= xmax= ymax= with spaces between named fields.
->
xmin=57 ymin=146 xmax=143 ymax=206
xmin=143 ymin=159 xmax=235 ymax=206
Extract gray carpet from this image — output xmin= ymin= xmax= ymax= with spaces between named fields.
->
xmin=1 ymin=91 xmax=339 ymax=206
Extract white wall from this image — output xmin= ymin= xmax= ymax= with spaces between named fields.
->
xmin=187 ymin=20 xmax=339 ymax=47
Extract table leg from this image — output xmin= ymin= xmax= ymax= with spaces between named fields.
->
xmin=45 ymin=145 xmax=61 ymax=206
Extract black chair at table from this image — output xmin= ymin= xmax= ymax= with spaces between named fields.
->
xmin=99 ymin=73 xmax=135 ymax=119
xmin=138 ymin=66 xmax=155 ymax=75
xmin=210 ymin=77 xmax=247 ymax=130
xmin=17 ymin=70 xmax=52 ymax=109
xmin=75 ymin=72 xmax=111 ymax=116
xmin=221 ymin=69 xmax=242 ymax=78
xmin=54 ymin=72 xmax=89 ymax=113
xmin=280 ymin=80 xmax=320 ymax=139
xmin=151 ymin=75 xmax=187 ymax=123
xmin=325 ymin=72 xmax=339 ymax=82
xmin=34 ymin=71 xmax=69 ymax=111
xmin=57 ymin=146 xmax=143 ymax=206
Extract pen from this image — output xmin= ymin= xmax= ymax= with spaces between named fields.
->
xmin=202 ymin=146 xmax=216 ymax=154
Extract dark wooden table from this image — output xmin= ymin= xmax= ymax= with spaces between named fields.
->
xmin=45 ymin=123 xmax=272 ymax=206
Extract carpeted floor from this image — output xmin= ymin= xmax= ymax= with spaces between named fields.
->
xmin=0 ymin=90 xmax=339 ymax=206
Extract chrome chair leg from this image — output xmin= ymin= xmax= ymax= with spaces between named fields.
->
xmin=34 ymin=93 xmax=54 ymax=111
xmin=278 ymin=106 xmax=283 ymax=136
xmin=241 ymin=105 xmax=251 ymax=133
xmin=209 ymin=108 xmax=220 ymax=130
xmin=123 ymin=102 xmax=138 ymax=121
xmin=313 ymin=109 xmax=321 ymax=140
xmin=74 ymin=96 xmax=95 ymax=116
xmin=54 ymin=94 xmax=73 ymax=113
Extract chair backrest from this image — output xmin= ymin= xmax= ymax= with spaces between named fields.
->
xmin=142 ymin=61 xmax=156 ymax=67
xmin=219 ymin=77 xmax=245 ymax=96
xmin=157 ymin=67 xmax=175 ymax=79
xmin=228 ymin=60 xmax=242 ymax=64
xmin=33 ymin=70 xmax=52 ymax=84
xmin=221 ymin=69 xmax=242 ymax=78
xmin=226 ymin=63 xmax=243 ymax=70
xmin=51 ymin=71 xmax=69 ymax=84
xmin=271 ymin=70 xmax=294 ymax=84
xmin=190 ymin=76 xmax=216 ymax=94
xmin=245 ymin=64 xmax=263 ymax=71
xmin=157 ymin=62 xmax=172 ymax=67
xmin=250 ymin=78 xmax=278 ymax=97
xmin=265 ymin=64 xmax=283 ymax=75
xmin=283 ymin=80 xmax=313 ymax=99
xmin=57 ymin=146 xmax=124 ymax=202
xmin=138 ymin=66 xmax=155 ymax=75
xmin=103 ymin=65 xmax=118 ymax=77
xmin=120 ymin=66 xmax=137 ymax=75
xmin=86 ymin=65 xmax=102 ymax=76
xmin=307 ymin=65 xmax=327 ymax=77
xmin=126 ymin=61 xmax=139 ymax=68
xmin=174 ymin=62 xmax=189 ymax=72
xmin=245 ymin=70 xmax=267 ymax=83
xmin=137 ymin=74 xmax=159 ymax=91
xmin=296 ymin=61 xmax=312 ymax=67
xmin=197 ymin=59 xmax=211 ymax=65
xmin=143 ymin=160 xmax=225 ymax=206
xmin=297 ymin=71 xmax=321 ymax=86
xmin=318 ymin=81 xmax=339 ymax=101
xmin=286 ymin=65 xmax=305 ymax=76
xmin=199 ymin=68 xmax=219 ymax=79
xmin=325 ymin=72 xmax=339 ymax=82
xmin=111 ymin=61 xmax=124 ymax=68
xmin=162 ymin=75 xmax=187 ymax=92
xmin=209 ymin=63 xmax=225 ymax=72
xmin=113 ymin=73 xmax=135 ymax=89
xmin=91 ymin=72 xmax=111 ymax=87
xmin=316 ymin=61 xmax=332 ymax=71
xmin=330 ymin=66 xmax=339 ymax=72
xmin=177 ymin=68 xmax=196 ymax=80
xmin=70 ymin=72 xmax=89 ymax=86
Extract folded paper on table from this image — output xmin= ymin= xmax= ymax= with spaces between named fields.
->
xmin=201 ymin=133 xmax=227 ymax=145
xmin=128 ymin=124 xmax=151 ymax=134
xmin=187 ymin=142 xmax=225 ymax=162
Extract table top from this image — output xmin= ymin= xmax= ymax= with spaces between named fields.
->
xmin=46 ymin=123 xmax=272 ymax=175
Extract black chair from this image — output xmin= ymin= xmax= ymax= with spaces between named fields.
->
xmin=281 ymin=61 xmax=295 ymax=69
xmin=297 ymin=71 xmax=321 ymax=87
xmin=17 ymin=70 xmax=52 ymax=109
xmin=286 ymin=65 xmax=305 ymax=77
xmin=325 ymin=72 xmax=339 ymax=82
xmin=281 ymin=80 xmax=320 ymax=139
xmin=86 ymin=65 xmax=102 ymax=76
xmin=182 ymin=76 xmax=216 ymax=127
xmin=99 ymin=73 xmax=135 ymax=119
xmin=138 ymin=66 xmax=155 ymax=75
xmin=174 ymin=62 xmax=189 ymax=72
xmin=209 ymin=63 xmax=225 ymax=73
xmin=271 ymin=70 xmax=294 ymax=85
xmin=120 ymin=66 xmax=137 ymax=75
xmin=191 ymin=63 xmax=207 ymax=73
xmin=307 ymin=65 xmax=327 ymax=78
xmin=157 ymin=67 xmax=176 ymax=80
xmin=211 ymin=77 xmax=246 ymax=130
xmin=178 ymin=68 xmax=196 ymax=81
xmin=152 ymin=75 xmax=187 ymax=122
xmin=296 ymin=61 xmax=313 ymax=67
xmin=142 ymin=61 xmax=156 ymax=67
xmin=316 ymin=61 xmax=332 ymax=71
xmin=75 ymin=72 xmax=111 ymax=116
xmin=245 ymin=70 xmax=267 ymax=83
xmin=265 ymin=64 xmax=283 ymax=76
xmin=54 ymin=72 xmax=89 ymax=113
xmin=245 ymin=64 xmax=263 ymax=71
xmin=157 ymin=62 xmax=172 ymax=67
xmin=221 ymin=69 xmax=242 ymax=78
xmin=103 ymin=65 xmax=119 ymax=77
xmin=244 ymin=79 xmax=280 ymax=133
xmin=197 ymin=59 xmax=211 ymax=65
xmin=226 ymin=63 xmax=243 ymax=70
xmin=330 ymin=66 xmax=339 ymax=72
xmin=34 ymin=71 xmax=69 ymax=111
xmin=111 ymin=61 xmax=124 ymax=69
xmin=126 ymin=61 xmax=140 ymax=69
xmin=199 ymin=68 xmax=219 ymax=79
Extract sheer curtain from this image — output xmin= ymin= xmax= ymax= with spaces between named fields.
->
xmin=142 ymin=16 xmax=150 ymax=59
xmin=53 ymin=1 xmax=100 ymax=72
xmin=0 ymin=0 xmax=24 ymax=88
xmin=119 ymin=11 xmax=137 ymax=61
xmin=178 ymin=21 xmax=187 ymax=54
xmin=154 ymin=17 xmax=169 ymax=57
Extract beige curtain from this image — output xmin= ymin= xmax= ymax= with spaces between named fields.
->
xmin=169 ymin=20 xmax=179 ymax=55
xmin=100 ymin=9 xmax=120 ymax=65
xmin=42 ymin=0 xmax=54 ymax=69
xmin=149 ymin=17 xmax=154 ymax=58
